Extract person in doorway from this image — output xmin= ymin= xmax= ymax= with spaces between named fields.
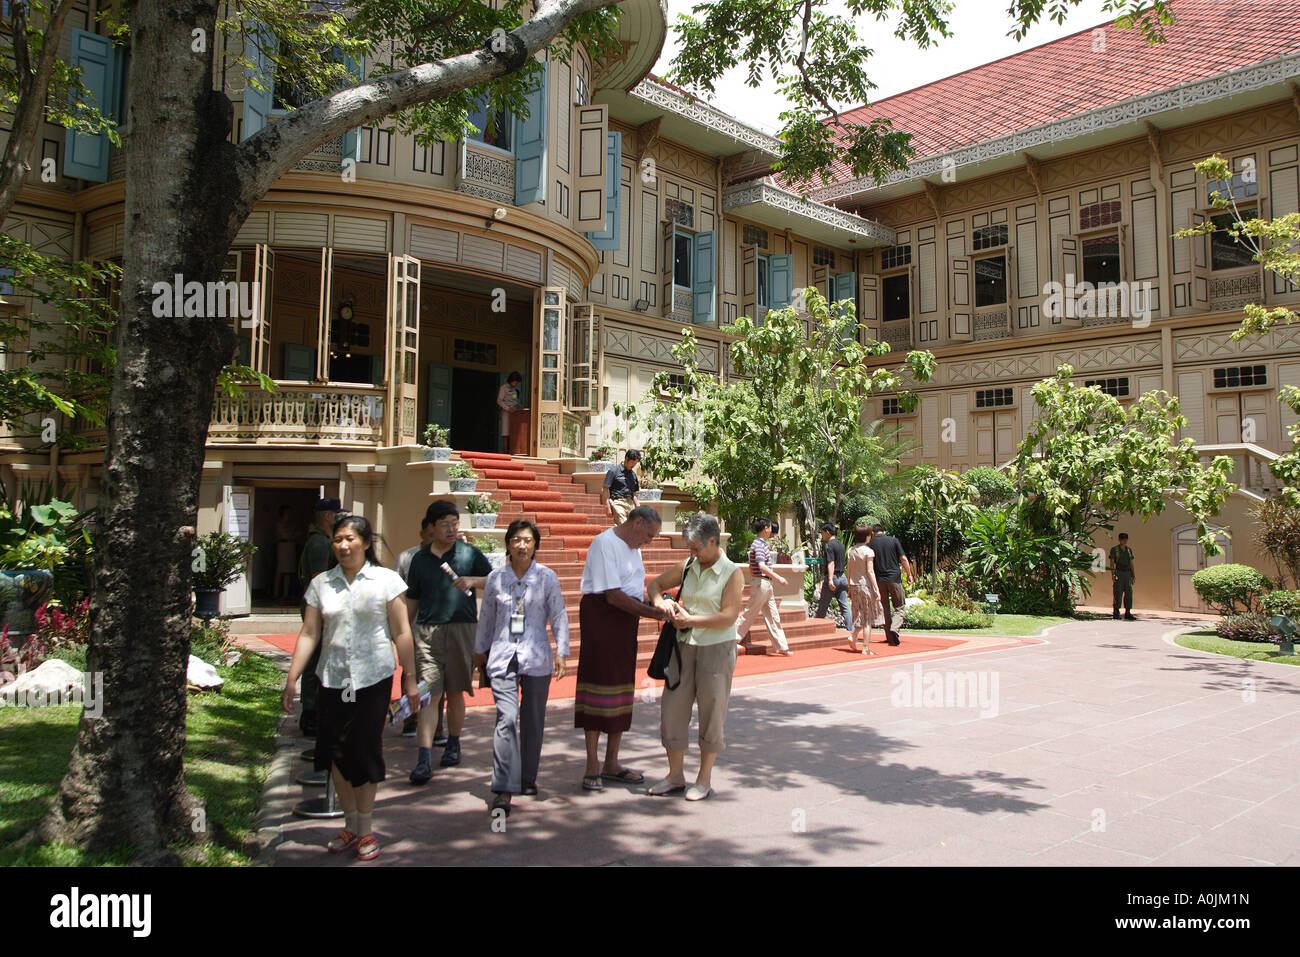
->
xmin=405 ymin=501 xmax=492 ymax=783
xmin=1110 ymin=533 xmax=1137 ymax=621
xmin=734 ymin=517 xmax=791 ymax=655
xmin=274 ymin=505 xmax=300 ymax=604
xmin=814 ymin=522 xmax=852 ymax=627
xmin=283 ymin=514 xmax=419 ymax=862
xmin=296 ymin=497 xmax=340 ymax=737
xmin=497 ymin=371 xmax=524 ymax=454
xmin=846 ymin=525 xmax=882 ymax=654
xmin=393 ymin=516 xmax=445 ymax=742
xmin=601 ymin=449 xmax=642 ymax=525
xmin=474 ymin=519 xmax=570 ymax=815
xmin=646 ymin=513 xmax=745 ymax=801
xmin=870 ymin=524 xmax=913 ymax=647
xmin=574 ymin=505 xmax=666 ymax=791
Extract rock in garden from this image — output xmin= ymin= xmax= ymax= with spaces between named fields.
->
xmin=0 ymin=658 xmax=85 ymax=705
xmin=187 ymin=654 xmax=224 ymax=690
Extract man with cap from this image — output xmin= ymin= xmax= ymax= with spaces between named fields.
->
xmin=296 ymin=497 xmax=340 ymax=736
xmin=1109 ymin=533 xmax=1137 ymax=621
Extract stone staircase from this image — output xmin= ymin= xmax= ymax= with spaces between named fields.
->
xmin=453 ymin=450 xmax=848 ymax=663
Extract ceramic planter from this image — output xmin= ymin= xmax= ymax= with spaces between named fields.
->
xmin=470 ymin=512 xmax=497 ymax=528
xmin=193 ymin=587 xmax=224 ymax=619
xmin=0 ymin=568 xmax=55 ymax=638
xmin=422 ymin=447 xmax=452 ymax=461
xmin=450 ymin=479 xmax=478 ymax=492
xmin=639 ymin=488 xmax=662 ymax=501
xmin=587 ymin=461 xmax=615 ymax=473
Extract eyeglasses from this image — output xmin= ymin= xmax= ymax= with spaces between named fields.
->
xmin=435 ymin=519 xmax=459 ymax=529
xmin=508 ymin=536 xmax=536 ymax=546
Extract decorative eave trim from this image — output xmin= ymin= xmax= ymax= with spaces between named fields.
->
xmin=812 ymin=51 xmax=1300 ymax=204
xmin=628 ymin=78 xmax=783 ymax=158
xmin=723 ymin=179 xmax=896 ymax=245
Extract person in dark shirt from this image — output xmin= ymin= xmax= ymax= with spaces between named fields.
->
xmin=814 ymin=522 xmax=852 ymax=628
xmin=405 ymin=500 xmax=492 ymax=783
xmin=602 ymin=449 xmax=642 ymax=525
xmin=870 ymin=524 xmax=913 ymax=646
xmin=1108 ymin=532 xmax=1137 ymax=620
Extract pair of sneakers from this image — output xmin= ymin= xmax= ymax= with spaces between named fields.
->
xmin=409 ymin=740 xmax=461 ymax=784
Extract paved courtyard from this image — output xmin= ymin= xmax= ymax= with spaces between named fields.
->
xmin=260 ymin=617 xmax=1300 ymax=865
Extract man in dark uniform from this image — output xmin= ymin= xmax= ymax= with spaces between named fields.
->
xmin=296 ymin=497 xmax=339 ymax=736
xmin=602 ymin=449 xmax=642 ymax=525
xmin=1109 ymin=532 xmax=1136 ymax=621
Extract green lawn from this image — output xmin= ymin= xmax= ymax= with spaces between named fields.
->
xmin=903 ymin=613 xmax=1083 ymax=637
xmin=0 ymin=649 xmax=283 ymax=866
xmin=1176 ymin=629 xmax=1300 ymax=666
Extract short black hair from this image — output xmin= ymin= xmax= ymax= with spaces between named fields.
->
xmin=506 ymin=371 xmax=523 ymax=384
xmin=420 ymin=516 xmax=434 ymax=530
xmin=624 ymin=449 xmax=642 ymax=462
xmin=819 ymin=521 xmax=837 ymax=535
xmin=504 ymin=518 xmax=541 ymax=557
xmin=871 ymin=523 xmax=886 ymax=535
xmin=752 ymin=517 xmax=774 ymax=534
xmin=425 ymin=500 xmax=459 ymax=524
xmin=1118 ymin=532 xmax=1129 ymax=540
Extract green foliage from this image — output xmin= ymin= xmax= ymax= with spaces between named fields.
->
xmin=901 ymin=465 xmax=977 ymax=574
xmin=903 ymin=603 xmax=992 ymax=630
xmin=1012 ymin=364 xmax=1235 ymax=556
xmin=464 ymin=493 xmax=500 ymax=514
xmin=1214 ymin=612 xmax=1280 ymax=644
xmin=421 ymin=423 xmax=451 ymax=448
xmin=1259 ymin=589 xmax=1300 ymax=621
xmin=192 ymin=532 xmax=257 ymax=590
xmin=908 ymin=565 xmax=979 ymax=613
xmin=190 ymin=618 xmax=238 ymax=664
xmin=469 ymin=535 xmax=500 ymax=553
xmin=621 ymin=289 xmax=933 ymax=540
xmin=725 ymin=527 xmax=755 ymax=565
xmin=959 ymin=507 xmax=1092 ymax=616
xmin=1191 ymin=563 xmax=1272 ymax=615
xmin=587 ymin=442 xmax=616 ymax=463
xmin=1255 ymin=497 xmax=1300 ymax=588
xmin=447 ymin=461 xmax=478 ymax=480
xmin=965 ymin=466 xmax=1016 ymax=506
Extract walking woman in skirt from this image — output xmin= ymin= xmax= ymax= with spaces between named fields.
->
xmin=283 ymin=514 xmax=419 ymax=861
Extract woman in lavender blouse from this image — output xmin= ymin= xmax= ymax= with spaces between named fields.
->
xmin=474 ymin=518 xmax=570 ymax=815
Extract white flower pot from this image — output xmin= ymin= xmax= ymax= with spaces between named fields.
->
xmin=471 ymin=512 xmax=497 ymax=528
xmin=639 ymin=488 xmax=662 ymax=501
xmin=423 ymin=446 xmax=452 ymax=461
xmin=450 ymin=479 xmax=478 ymax=492
xmin=587 ymin=461 xmax=615 ymax=473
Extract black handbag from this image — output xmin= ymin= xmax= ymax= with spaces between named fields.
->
xmin=647 ymin=559 xmax=694 ymax=689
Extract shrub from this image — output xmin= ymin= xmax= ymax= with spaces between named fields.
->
xmin=903 ymin=604 xmax=992 ymax=629
xmin=447 ymin=461 xmax=478 ymax=480
xmin=1214 ymin=612 xmax=1279 ymax=643
xmin=1255 ymin=497 xmax=1300 ymax=588
xmin=1260 ymin=589 xmax=1300 ymax=621
xmin=190 ymin=618 xmax=237 ymax=663
xmin=192 ymin=531 xmax=257 ymax=590
xmin=421 ymin=423 xmax=450 ymax=448
xmin=725 ymin=528 xmax=754 ymax=565
xmin=464 ymin=494 xmax=501 ymax=514
xmin=909 ymin=565 xmax=979 ymax=612
xmin=470 ymin=535 xmax=501 ymax=553
xmin=965 ymin=466 xmax=1016 ymax=506
xmin=959 ymin=507 xmax=1090 ymax=616
xmin=33 ymin=598 xmax=90 ymax=650
xmin=1191 ymin=563 xmax=1271 ymax=615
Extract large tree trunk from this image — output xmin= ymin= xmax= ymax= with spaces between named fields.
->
xmin=38 ymin=0 xmax=240 ymax=862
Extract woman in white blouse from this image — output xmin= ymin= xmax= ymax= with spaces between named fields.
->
xmin=474 ymin=518 xmax=569 ymax=815
xmin=283 ymin=515 xmax=419 ymax=862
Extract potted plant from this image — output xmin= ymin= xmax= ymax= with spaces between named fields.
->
xmin=421 ymin=423 xmax=452 ymax=461
xmin=464 ymin=493 xmax=502 ymax=528
xmin=769 ymin=534 xmax=792 ymax=564
xmin=448 ymin=461 xmax=479 ymax=492
xmin=191 ymin=530 xmax=257 ymax=619
xmin=638 ymin=474 xmax=662 ymax=502
xmin=586 ymin=442 xmax=618 ymax=473
xmin=471 ymin=535 xmax=508 ymax=570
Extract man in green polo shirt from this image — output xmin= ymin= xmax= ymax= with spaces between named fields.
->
xmin=406 ymin=499 xmax=492 ymax=783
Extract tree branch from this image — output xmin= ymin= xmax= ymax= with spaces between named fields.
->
xmin=229 ymin=0 xmax=617 ymax=240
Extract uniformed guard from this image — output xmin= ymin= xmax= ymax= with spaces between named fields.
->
xmin=1108 ymin=532 xmax=1136 ymax=621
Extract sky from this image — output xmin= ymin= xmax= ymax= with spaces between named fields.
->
xmin=654 ymin=0 xmax=1123 ymax=134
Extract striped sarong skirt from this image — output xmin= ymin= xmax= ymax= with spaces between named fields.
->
xmin=573 ymin=593 xmax=640 ymax=733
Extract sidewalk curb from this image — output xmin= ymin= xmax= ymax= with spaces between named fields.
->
xmin=1162 ymin=624 xmax=1300 ymax=670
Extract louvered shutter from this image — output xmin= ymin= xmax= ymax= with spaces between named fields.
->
xmin=692 ymin=230 xmax=715 ymax=325
xmin=241 ymin=21 xmax=274 ymax=141
xmin=770 ymin=254 xmax=792 ymax=308
xmin=513 ymin=65 xmax=548 ymax=205
xmin=587 ymin=129 xmax=621 ymax=249
xmin=64 ymin=29 xmax=117 ymax=181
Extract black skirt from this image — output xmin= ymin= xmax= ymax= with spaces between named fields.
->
xmin=315 ymin=676 xmax=391 ymax=787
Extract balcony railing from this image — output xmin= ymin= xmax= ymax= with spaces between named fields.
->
xmin=1196 ymin=442 xmax=1281 ymax=499
xmin=210 ymin=383 xmax=385 ymax=445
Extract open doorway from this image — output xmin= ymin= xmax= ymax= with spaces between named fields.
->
xmin=451 ymin=367 xmax=503 ymax=452
xmin=249 ymin=485 xmax=329 ymax=612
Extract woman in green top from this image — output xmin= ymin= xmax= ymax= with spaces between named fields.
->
xmin=645 ymin=513 xmax=745 ymax=801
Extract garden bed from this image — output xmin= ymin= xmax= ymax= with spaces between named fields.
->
xmin=1175 ymin=630 xmax=1300 ymax=667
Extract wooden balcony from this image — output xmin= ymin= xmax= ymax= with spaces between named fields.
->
xmin=209 ymin=383 xmax=385 ymax=445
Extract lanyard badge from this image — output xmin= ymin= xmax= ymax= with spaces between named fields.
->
xmin=509 ymin=589 xmax=525 ymax=635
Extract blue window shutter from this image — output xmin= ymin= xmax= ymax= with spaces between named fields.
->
xmin=340 ymin=54 xmax=364 ymax=167
xmin=587 ymin=130 xmax=622 ymax=250
xmin=770 ymin=254 xmax=793 ymax=308
xmin=692 ymin=230 xmax=716 ymax=325
xmin=833 ymin=271 xmax=856 ymax=340
xmin=64 ymin=29 xmax=116 ymax=182
xmin=513 ymin=66 xmax=548 ymax=205
xmin=241 ymin=21 xmax=274 ymax=140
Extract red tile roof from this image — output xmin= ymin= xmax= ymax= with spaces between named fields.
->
xmin=814 ymin=0 xmax=1300 ymax=188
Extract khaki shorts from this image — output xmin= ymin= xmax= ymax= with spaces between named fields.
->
xmin=610 ymin=497 xmax=635 ymax=524
xmin=413 ymin=622 xmax=477 ymax=697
